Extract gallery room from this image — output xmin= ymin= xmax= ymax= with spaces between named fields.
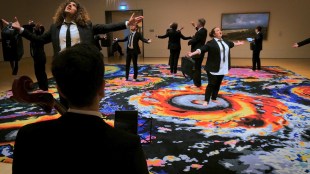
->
xmin=0 ymin=0 xmax=309 ymax=173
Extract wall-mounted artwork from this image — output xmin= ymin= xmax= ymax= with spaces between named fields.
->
xmin=221 ymin=12 xmax=270 ymax=40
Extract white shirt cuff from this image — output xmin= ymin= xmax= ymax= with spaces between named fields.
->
xmin=125 ymin=21 xmax=129 ymax=28
xmin=197 ymin=49 xmax=201 ymax=54
xmin=20 ymin=27 xmax=24 ymax=34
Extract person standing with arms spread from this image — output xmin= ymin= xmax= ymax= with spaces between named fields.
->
xmin=156 ymin=22 xmax=191 ymax=74
xmin=188 ymin=18 xmax=207 ymax=87
xmin=12 ymin=44 xmax=149 ymax=174
xmin=187 ymin=27 xmax=244 ymax=106
xmin=23 ymin=20 xmax=48 ymax=91
xmin=115 ymin=24 xmax=151 ymax=81
xmin=2 ymin=0 xmax=143 ymax=108
xmin=251 ymin=26 xmax=263 ymax=71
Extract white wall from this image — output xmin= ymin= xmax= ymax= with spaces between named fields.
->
xmin=0 ymin=0 xmax=309 ymax=60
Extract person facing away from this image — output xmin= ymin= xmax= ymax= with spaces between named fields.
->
xmin=156 ymin=22 xmax=191 ymax=74
xmin=115 ymin=24 xmax=151 ymax=81
xmin=188 ymin=18 xmax=208 ymax=87
xmin=292 ymin=37 xmax=310 ymax=48
xmin=23 ymin=20 xmax=48 ymax=91
xmin=251 ymin=26 xmax=263 ymax=71
xmin=2 ymin=0 xmax=143 ymax=109
xmin=12 ymin=44 xmax=149 ymax=174
xmin=187 ymin=27 xmax=244 ymax=106
xmin=0 ymin=21 xmax=23 ymax=75
xmin=112 ymin=38 xmax=124 ymax=56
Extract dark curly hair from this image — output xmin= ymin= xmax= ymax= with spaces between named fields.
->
xmin=53 ymin=0 xmax=90 ymax=27
xmin=209 ymin=27 xmax=216 ymax=38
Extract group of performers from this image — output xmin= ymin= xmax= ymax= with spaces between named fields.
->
xmin=0 ymin=1 xmax=309 ymax=173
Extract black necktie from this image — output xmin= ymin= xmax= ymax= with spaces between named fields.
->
xmin=66 ymin=23 xmax=72 ymax=48
xmin=128 ymin=33 xmax=133 ymax=48
xmin=218 ymin=39 xmax=226 ymax=62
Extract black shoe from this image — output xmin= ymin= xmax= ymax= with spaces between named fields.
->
xmin=12 ymin=70 xmax=17 ymax=75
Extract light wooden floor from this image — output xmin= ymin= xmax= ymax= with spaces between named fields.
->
xmin=0 ymin=56 xmax=310 ymax=174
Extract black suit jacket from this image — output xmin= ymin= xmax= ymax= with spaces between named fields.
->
xmin=200 ymin=39 xmax=234 ymax=72
xmin=188 ymin=27 xmax=208 ymax=52
xmin=21 ymin=22 xmax=127 ymax=57
xmin=118 ymin=32 xmax=149 ymax=54
xmin=297 ymin=38 xmax=310 ymax=47
xmin=158 ymin=28 xmax=191 ymax=50
xmin=23 ymin=24 xmax=45 ymax=58
xmin=253 ymin=32 xmax=263 ymax=51
xmin=12 ymin=112 xmax=149 ymax=174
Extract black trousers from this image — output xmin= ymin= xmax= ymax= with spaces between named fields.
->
xmin=126 ymin=49 xmax=138 ymax=80
xmin=205 ymin=71 xmax=224 ymax=103
xmin=252 ymin=50 xmax=261 ymax=70
xmin=33 ymin=54 xmax=48 ymax=91
xmin=169 ymin=49 xmax=181 ymax=73
xmin=192 ymin=54 xmax=204 ymax=87
xmin=10 ymin=60 xmax=19 ymax=75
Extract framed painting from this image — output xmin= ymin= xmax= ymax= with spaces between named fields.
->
xmin=221 ymin=12 xmax=270 ymax=40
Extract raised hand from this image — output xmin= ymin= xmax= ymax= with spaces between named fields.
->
xmin=128 ymin=13 xmax=144 ymax=26
xmin=191 ymin=22 xmax=196 ymax=28
xmin=2 ymin=17 xmax=21 ymax=30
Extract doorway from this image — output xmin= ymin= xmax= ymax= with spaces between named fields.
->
xmin=105 ymin=10 xmax=143 ymax=57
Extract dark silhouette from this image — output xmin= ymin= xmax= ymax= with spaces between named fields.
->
xmin=188 ymin=18 xmax=208 ymax=87
xmin=156 ymin=22 xmax=191 ymax=74
xmin=12 ymin=44 xmax=149 ymax=174
xmin=23 ymin=20 xmax=48 ymax=90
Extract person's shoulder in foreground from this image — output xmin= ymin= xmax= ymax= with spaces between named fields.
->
xmin=12 ymin=43 xmax=149 ymax=174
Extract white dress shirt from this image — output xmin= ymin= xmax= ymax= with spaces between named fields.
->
xmin=128 ymin=31 xmax=136 ymax=49
xmin=211 ymin=38 xmax=229 ymax=75
xmin=59 ymin=21 xmax=80 ymax=51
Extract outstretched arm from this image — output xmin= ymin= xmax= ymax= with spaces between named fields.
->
xmin=293 ymin=38 xmax=310 ymax=48
xmin=156 ymin=32 xmax=168 ymax=39
xmin=181 ymin=33 xmax=192 ymax=40
xmin=115 ymin=36 xmax=129 ymax=42
xmin=186 ymin=49 xmax=201 ymax=57
xmin=233 ymin=40 xmax=244 ymax=46
xmin=186 ymin=43 xmax=210 ymax=57
xmin=3 ymin=17 xmax=50 ymax=44
xmin=139 ymin=33 xmax=151 ymax=43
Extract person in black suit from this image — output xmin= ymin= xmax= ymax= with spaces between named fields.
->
xmin=0 ymin=21 xmax=23 ymax=76
xmin=188 ymin=18 xmax=208 ymax=87
xmin=2 ymin=0 xmax=143 ymax=108
xmin=112 ymin=38 xmax=124 ymax=56
xmin=156 ymin=22 xmax=191 ymax=74
xmin=2 ymin=1 xmax=142 ymax=57
xmin=187 ymin=27 xmax=244 ymax=106
xmin=12 ymin=44 xmax=149 ymax=174
xmin=292 ymin=38 xmax=310 ymax=47
xmin=251 ymin=26 xmax=263 ymax=71
xmin=116 ymin=24 xmax=151 ymax=81
xmin=23 ymin=20 xmax=48 ymax=91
